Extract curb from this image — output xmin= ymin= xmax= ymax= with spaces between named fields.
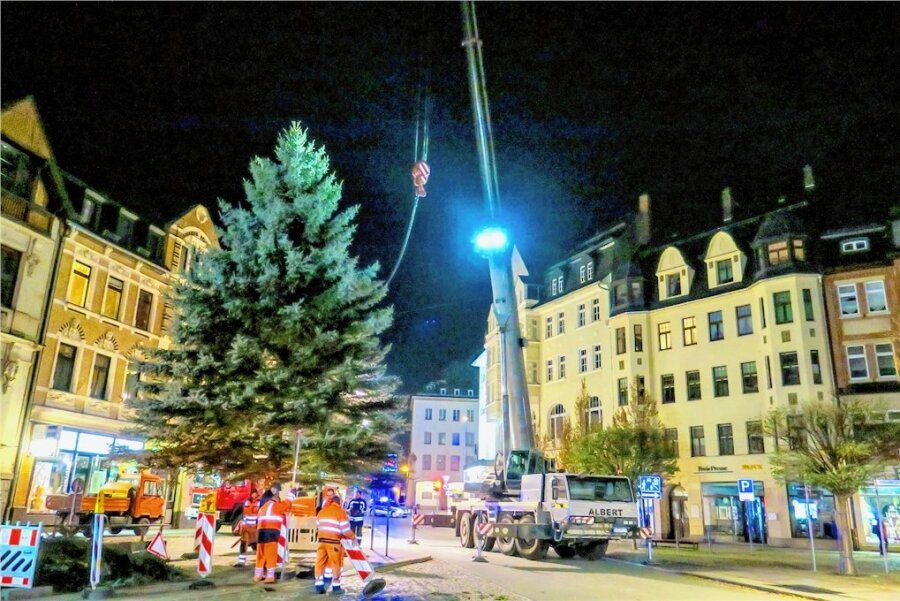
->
xmin=371 ymin=555 xmax=433 ymax=573
xmin=606 ymin=558 xmax=835 ymax=601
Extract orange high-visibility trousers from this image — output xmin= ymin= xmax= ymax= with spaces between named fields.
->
xmin=256 ymin=540 xmax=278 ymax=570
xmin=314 ymin=541 xmax=344 ymax=583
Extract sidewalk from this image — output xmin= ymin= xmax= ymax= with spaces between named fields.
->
xmin=608 ymin=540 xmax=900 ymax=601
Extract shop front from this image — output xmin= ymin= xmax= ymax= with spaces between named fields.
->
xmin=858 ymin=479 xmax=900 ymax=547
xmin=701 ymin=481 xmax=767 ymax=544
xmin=15 ymin=423 xmax=144 ymax=520
xmin=785 ymin=482 xmax=837 ymax=541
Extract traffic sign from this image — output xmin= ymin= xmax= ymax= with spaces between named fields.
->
xmin=146 ymin=527 xmax=168 ymax=560
xmin=638 ymin=475 xmax=662 ymax=499
xmin=738 ymin=478 xmax=755 ymax=501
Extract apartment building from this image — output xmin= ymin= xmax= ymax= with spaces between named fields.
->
xmin=482 ymin=169 xmax=897 ymax=547
xmin=2 ymin=98 xmax=218 ymax=523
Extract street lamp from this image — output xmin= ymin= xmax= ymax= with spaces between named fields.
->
xmin=473 ymin=226 xmax=509 ymax=254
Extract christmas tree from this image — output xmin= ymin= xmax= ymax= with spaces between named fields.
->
xmin=132 ymin=123 xmax=400 ymax=483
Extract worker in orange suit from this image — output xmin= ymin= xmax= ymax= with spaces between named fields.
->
xmin=254 ymin=483 xmax=291 ymax=583
xmin=314 ymin=490 xmax=355 ymax=594
xmin=234 ymin=488 xmax=260 ymax=567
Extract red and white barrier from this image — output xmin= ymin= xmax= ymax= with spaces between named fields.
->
xmin=196 ymin=512 xmax=215 ymax=578
xmin=476 ymin=521 xmax=494 ymax=538
xmin=276 ymin=518 xmax=289 ymax=569
xmin=341 ymin=539 xmax=386 ymax=596
xmin=1 ymin=523 xmax=44 ymax=589
xmin=411 ymin=514 xmax=425 ymax=527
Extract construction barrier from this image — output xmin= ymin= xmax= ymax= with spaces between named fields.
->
xmin=476 ymin=521 xmax=494 ymax=538
xmin=276 ymin=518 xmax=289 ymax=570
xmin=341 ymin=539 xmax=385 ymax=597
xmin=286 ymin=515 xmax=317 ymax=551
xmin=89 ymin=514 xmax=104 ymax=590
xmin=196 ymin=512 xmax=215 ymax=578
xmin=0 ymin=522 xmax=43 ymax=589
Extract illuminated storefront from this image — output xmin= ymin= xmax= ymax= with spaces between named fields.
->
xmin=859 ymin=479 xmax=900 ymax=546
xmin=786 ymin=483 xmax=836 ymax=540
xmin=701 ymin=481 xmax=767 ymax=543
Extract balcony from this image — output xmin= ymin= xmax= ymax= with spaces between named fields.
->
xmin=1 ymin=190 xmax=53 ymax=236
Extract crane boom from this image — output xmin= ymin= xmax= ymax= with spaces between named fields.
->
xmin=461 ymin=1 xmax=535 ymax=463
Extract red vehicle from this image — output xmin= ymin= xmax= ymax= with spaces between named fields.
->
xmin=215 ymin=479 xmax=254 ymax=530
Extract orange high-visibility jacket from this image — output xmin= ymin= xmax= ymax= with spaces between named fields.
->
xmin=316 ymin=502 xmax=355 ymax=543
xmin=257 ymin=499 xmax=291 ymax=532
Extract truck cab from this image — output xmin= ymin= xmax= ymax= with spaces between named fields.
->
xmin=539 ymin=474 xmax=638 ymax=541
xmin=79 ymin=470 xmax=164 ymax=536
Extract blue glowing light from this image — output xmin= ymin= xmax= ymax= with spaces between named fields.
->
xmin=474 ymin=227 xmax=509 ymax=253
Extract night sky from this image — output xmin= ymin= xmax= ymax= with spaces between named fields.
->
xmin=3 ymin=2 xmax=898 ymax=392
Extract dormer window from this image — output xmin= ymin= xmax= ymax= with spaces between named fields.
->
xmin=716 ymin=259 xmax=733 ymax=285
xmin=666 ymin=273 xmax=682 ymax=297
xmin=793 ymin=240 xmax=805 ymax=261
xmin=767 ymin=241 xmax=789 ymax=266
xmin=557 ymin=276 xmax=563 ymax=294
xmin=586 ymin=261 xmax=593 ymax=280
xmin=841 ymin=238 xmax=869 ymax=254
xmin=580 ymin=265 xmax=586 ymax=283
xmin=551 ymin=278 xmax=558 ymax=295
xmin=614 ymin=284 xmax=628 ymax=306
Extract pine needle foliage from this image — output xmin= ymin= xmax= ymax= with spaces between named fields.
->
xmin=130 ymin=123 xmax=401 ymax=483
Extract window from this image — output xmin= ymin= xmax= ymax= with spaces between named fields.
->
xmin=438 ymin=409 xmax=447 ymax=421
xmin=440 ymin=388 xmax=447 ymax=395
xmin=436 ymin=455 xmax=446 ymax=470
xmin=690 ymin=426 xmax=706 ymax=457
xmin=438 ymin=432 xmax=446 ymax=445
xmin=422 ymin=455 xmax=432 ymax=470
xmin=466 ymin=432 xmax=475 ymax=446
xmin=788 ymin=415 xmax=805 ymax=450
xmin=90 ymin=354 xmax=111 ymax=400
xmin=736 ymin=305 xmax=753 ymax=336
xmin=767 ymin=241 xmax=789 ymax=266
xmin=746 ymin=421 xmax=765 ymax=454
xmin=635 ymin=375 xmax=646 ymax=401
xmin=551 ymin=278 xmax=557 ymax=295
xmin=717 ymin=423 xmax=734 ymax=455
xmin=759 ymin=297 xmax=767 ymax=328
xmin=592 ymin=299 xmax=600 ymax=322
xmin=586 ymin=262 xmax=593 ymax=280
xmin=810 ymin=350 xmax=823 ymax=384
xmin=616 ymin=327 xmax=626 ymax=354
xmin=557 ymin=276 xmax=563 ymax=293
xmin=633 ymin=325 xmax=643 ymax=352
xmin=802 ymin=289 xmax=814 ymax=321
xmin=452 ymin=433 xmax=460 ymax=446
xmin=52 ymin=343 xmax=77 ymax=391
xmin=558 ymin=312 xmax=565 ymax=335
xmin=529 ymin=361 xmax=538 ymax=384
xmin=686 ymin=370 xmax=701 ymax=400
xmin=741 ymin=361 xmax=758 ymax=393
xmin=467 ymin=409 xmax=475 ymax=422
xmin=545 ymin=317 xmax=553 ymax=338
xmin=101 ymin=277 xmax=124 ymax=319
xmin=452 ymin=409 xmax=460 ymax=422
xmin=424 ymin=432 xmax=432 ymax=445
xmin=1 ymin=246 xmax=22 ymax=308
xmin=614 ymin=284 xmax=628 ymax=306
xmin=664 ymin=428 xmax=679 ymax=457
xmin=682 ymin=317 xmax=697 ymax=346
xmin=838 ymin=284 xmax=859 ymax=317
xmin=793 ymin=240 xmax=806 ymax=261
xmin=617 ymin=378 xmax=628 ymax=406
xmin=666 ymin=273 xmax=682 ymax=297
xmin=713 ymin=366 xmax=729 ymax=397
xmin=587 ymin=396 xmax=602 ymax=429
xmin=865 ymin=281 xmax=888 ymax=313
xmin=577 ymin=304 xmax=586 ymax=327
xmin=453 ymin=388 xmax=460 ymax=396
xmin=658 ymin=322 xmax=672 ymax=350
xmin=592 ymin=345 xmax=602 ymax=370
xmin=847 ymin=345 xmax=868 ymax=380
xmin=841 ymin=238 xmax=869 ymax=253
xmin=774 ymin=291 xmax=793 ymax=324
xmin=135 ymin=289 xmax=153 ymax=331
xmin=765 ymin=356 xmax=773 ymax=389
xmin=661 ymin=374 xmax=675 ymax=404
xmin=875 ymin=344 xmax=896 ymax=377
xmin=546 ymin=360 xmax=554 ymax=382
xmin=558 ymin=355 xmax=566 ymax=379
xmin=717 ymin=259 xmax=733 ymax=285
xmin=122 ymin=366 xmax=140 ymax=400
xmin=780 ymin=352 xmax=800 ymax=385
xmin=579 ymin=349 xmax=588 ymax=373
xmin=708 ymin=310 xmax=724 ymax=341
xmin=549 ymin=404 xmax=567 ymax=442
xmin=69 ymin=261 xmax=92 ymax=307
xmin=451 ymin=456 xmax=461 ymax=471
xmin=425 ymin=408 xmax=433 ymax=421
xmin=580 ymin=265 xmax=587 ymax=283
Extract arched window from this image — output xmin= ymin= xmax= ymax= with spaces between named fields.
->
xmin=587 ymin=396 xmax=602 ymax=430
xmin=549 ymin=404 xmax=567 ymax=442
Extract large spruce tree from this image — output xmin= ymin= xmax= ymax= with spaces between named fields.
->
xmin=132 ymin=123 xmax=400 ymax=482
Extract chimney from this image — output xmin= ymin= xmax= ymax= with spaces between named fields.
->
xmin=803 ymin=164 xmax=815 ymax=192
xmin=721 ymin=187 xmax=734 ymax=223
xmin=637 ymin=193 xmax=651 ymax=246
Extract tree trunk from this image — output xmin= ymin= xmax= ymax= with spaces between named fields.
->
xmin=834 ymin=494 xmax=857 ymax=576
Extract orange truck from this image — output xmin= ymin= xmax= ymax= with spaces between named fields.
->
xmin=74 ymin=470 xmax=165 ymax=536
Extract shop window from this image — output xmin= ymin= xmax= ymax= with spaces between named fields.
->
xmin=53 ymin=343 xmax=78 ymax=392
xmin=787 ymin=483 xmax=837 ymax=540
xmin=1 ymin=245 xmax=22 ymax=308
xmin=69 ymin=261 xmax=92 ymax=307
xmin=859 ymin=482 xmax=900 ymax=546
xmin=686 ymin=370 xmax=701 ymax=400
xmin=774 ymin=291 xmax=793 ymax=324
xmin=736 ymin=305 xmax=753 ymax=336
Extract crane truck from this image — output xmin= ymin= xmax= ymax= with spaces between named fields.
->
xmin=452 ymin=1 xmax=639 ymax=561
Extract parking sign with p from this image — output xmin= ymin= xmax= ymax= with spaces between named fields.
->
xmin=738 ymin=478 xmax=755 ymax=501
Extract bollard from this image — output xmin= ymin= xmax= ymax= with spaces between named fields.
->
xmin=472 ymin=513 xmax=489 ymax=563
xmin=408 ymin=513 xmax=424 ymax=545
xmin=384 ymin=511 xmax=391 ymax=558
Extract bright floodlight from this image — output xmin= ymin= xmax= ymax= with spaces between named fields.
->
xmin=474 ymin=226 xmax=509 ymax=253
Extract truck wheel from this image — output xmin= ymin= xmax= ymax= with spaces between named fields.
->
xmin=577 ymin=540 xmax=609 ymax=560
xmin=483 ymin=536 xmax=496 ymax=552
xmin=458 ymin=512 xmax=475 ymax=548
xmin=552 ymin=543 xmax=577 ymax=559
xmin=110 ymin=527 xmax=123 ymax=535
xmin=495 ymin=515 xmax=517 ymax=556
xmin=514 ymin=515 xmax=549 ymax=560
xmin=134 ymin=517 xmax=151 ymax=538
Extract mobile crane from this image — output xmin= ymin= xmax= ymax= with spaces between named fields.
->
xmin=453 ymin=1 xmax=639 ymax=560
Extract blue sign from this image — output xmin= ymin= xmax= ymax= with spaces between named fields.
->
xmin=738 ymin=478 xmax=755 ymax=501
xmin=638 ymin=475 xmax=662 ymax=499
xmin=383 ymin=453 xmax=398 ymax=473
